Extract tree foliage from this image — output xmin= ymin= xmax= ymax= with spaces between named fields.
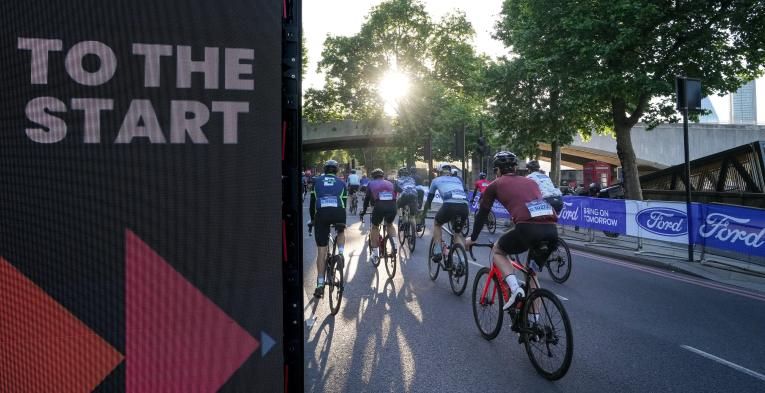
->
xmin=304 ymin=0 xmax=490 ymax=168
xmin=496 ymin=0 xmax=765 ymax=199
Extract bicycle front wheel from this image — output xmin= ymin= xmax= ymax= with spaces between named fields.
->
xmin=328 ymin=257 xmax=344 ymax=315
xmin=461 ymin=216 xmax=470 ymax=237
xmin=522 ymin=288 xmax=573 ymax=380
xmin=398 ymin=219 xmax=407 ymax=244
xmin=471 ymin=267 xmax=503 ymax=340
xmin=416 ymin=217 xmax=426 ymax=238
xmin=448 ymin=243 xmax=469 ymax=296
xmin=546 ymin=239 xmax=572 ymax=283
xmin=427 ymin=239 xmax=440 ymax=280
xmin=384 ymin=234 xmax=397 ymax=278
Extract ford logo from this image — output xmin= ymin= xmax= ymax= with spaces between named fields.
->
xmin=636 ymin=207 xmax=687 ymax=236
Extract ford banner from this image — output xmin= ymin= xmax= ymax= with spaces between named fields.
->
xmin=698 ymin=204 xmax=765 ymax=257
xmin=581 ymin=198 xmax=627 ymax=234
xmin=559 ymin=196 xmax=586 ymax=227
xmin=626 ymin=201 xmax=702 ymax=244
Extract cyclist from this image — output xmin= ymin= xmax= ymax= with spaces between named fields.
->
xmin=347 ymin=169 xmax=361 ymax=210
xmin=470 ymin=172 xmax=491 ymax=205
xmin=360 ymin=168 xmax=397 ymax=264
xmin=360 ymin=173 xmax=370 ymax=193
xmin=395 ymin=167 xmax=420 ymax=216
xmin=309 ymin=160 xmax=348 ymax=298
xmin=466 ymin=152 xmax=558 ymax=311
xmin=420 ymin=164 xmax=470 ymax=265
xmin=410 ymin=168 xmax=425 ymax=209
xmin=526 ymin=160 xmax=563 ymax=213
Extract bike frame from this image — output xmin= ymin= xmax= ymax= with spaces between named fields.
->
xmin=476 ymin=246 xmax=539 ymax=307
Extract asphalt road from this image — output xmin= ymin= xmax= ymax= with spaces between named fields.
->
xmin=303 ymin=201 xmax=765 ymax=393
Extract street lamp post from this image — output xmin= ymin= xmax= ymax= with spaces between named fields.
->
xmin=675 ymin=76 xmax=702 ymax=263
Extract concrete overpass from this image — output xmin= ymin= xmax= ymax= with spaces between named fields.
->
xmin=538 ymin=123 xmax=765 ymax=170
xmin=302 ymin=120 xmax=396 ymax=151
xmin=303 ymin=120 xmax=765 ymax=169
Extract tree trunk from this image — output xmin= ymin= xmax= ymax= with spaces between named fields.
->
xmin=614 ymin=123 xmax=643 ymax=200
xmin=550 ymin=140 xmax=561 ymax=186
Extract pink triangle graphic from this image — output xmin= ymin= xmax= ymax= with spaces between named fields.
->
xmin=126 ymin=229 xmax=259 ymax=393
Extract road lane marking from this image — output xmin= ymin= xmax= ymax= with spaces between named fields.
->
xmin=681 ymin=345 xmax=765 ymax=382
xmin=556 ymin=295 xmax=568 ymax=301
xmin=469 ymin=260 xmax=484 ymax=269
xmin=572 ymin=250 xmax=765 ymax=303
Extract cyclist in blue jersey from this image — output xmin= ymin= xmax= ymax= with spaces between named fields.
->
xmin=309 ymin=159 xmax=347 ymax=298
xmin=420 ymin=164 xmax=470 ymax=264
xmin=395 ymin=167 xmax=419 ymax=215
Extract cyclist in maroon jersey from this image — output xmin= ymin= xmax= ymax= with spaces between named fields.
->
xmin=466 ymin=152 xmax=559 ymax=311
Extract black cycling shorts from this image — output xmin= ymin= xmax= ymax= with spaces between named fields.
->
xmin=435 ymin=203 xmax=469 ymax=228
xmin=349 ymin=185 xmax=360 ymax=195
xmin=396 ymin=192 xmax=419 ymax=213
xmin=371 ymin=201 xmax=397 ymax=226
xmin=497 ymin=223 xmax=558 ymax=264
xmin=314 ymin=207 xmax=346 ymax=247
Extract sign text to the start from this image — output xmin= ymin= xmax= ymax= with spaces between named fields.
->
xmin=18 ymin=38 xmax=256 ymax=144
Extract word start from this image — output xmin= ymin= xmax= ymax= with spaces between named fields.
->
xmin=18 ymin=38 xmax=256 ymax=144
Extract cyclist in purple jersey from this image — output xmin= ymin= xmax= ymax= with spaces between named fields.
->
xmin=360 ymin=168 xmax=397 ymax=264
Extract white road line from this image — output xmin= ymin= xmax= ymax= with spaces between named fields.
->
xmin=469 ymin=260 xmax=484 ymax=269
xmin=557 ymin=295 xmax=569 ymax=301
xmin=681 ymin=345 xmax=765 ymax=382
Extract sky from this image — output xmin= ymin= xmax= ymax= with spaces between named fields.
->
xmin=302 ymin=0 xmax=507 ymax=90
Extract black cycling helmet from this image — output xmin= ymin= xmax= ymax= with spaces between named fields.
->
xmin=324 ymin=159 xmax=339 ymax=174
xmin=398 ymin=167 xmax=409 ymax=177
xmin=493 ymin=151 xmax=518 ymax=174
xmin=371 ymin=168 xmax=385 ymax=178
xmin=479 ymin=172 xmax=487 ymax=179
xmin=351 ymin=169 xmax=356 ymax=175
xmin=526 ymin=160 xmax=540 ymax=172
xmin=589 ymin=182 xmax=601 ymax=193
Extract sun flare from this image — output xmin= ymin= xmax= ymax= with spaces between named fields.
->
xmin=379 ymin=70 xmax=410 ymax=116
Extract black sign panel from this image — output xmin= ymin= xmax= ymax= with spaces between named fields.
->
xmin=0 ymin=1 xmax=282 ymax=391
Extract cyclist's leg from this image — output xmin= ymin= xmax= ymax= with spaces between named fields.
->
xmin=454 ymin=203 xmax=470 ymax=245
xmin=314 ymin=211 xmax=332 ymax=296
xmin=494 ymin=225 xmax=531 ymax=306
xmin=370 ymin=207 xmax=383 ymax=250
xmin=432 ymin=204 xmax=454 ymax=260
xmin=332 ymin=208 xmax=347 ymax=256
xmin=383 ymin=203 xmax=397 ymax=250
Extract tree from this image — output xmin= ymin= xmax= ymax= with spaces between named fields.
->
xmin=496 ymin=0 xmax=765 ymax=200
xmin=304 ymin=0 xmax=490 ymax=173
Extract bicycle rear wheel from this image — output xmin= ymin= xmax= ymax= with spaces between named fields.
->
xmin=328 ymin=256 xmax=344 ymax=315
xmin=416 ymin=216 xmax=426 ymax=238
xmin=471 ymin=267 xmax=503 ymax=340
xmin=427 ymin=239 xmax=440 ymax=280
xmin=384 ymin=234 xmax=397 ymax=278
xmin=461 ymin=216 xmax=470 ymax=237
xmin=522 ymin=288 xmax=573 ymax=380
xmin=407 ymin=218 xmax=416 ymax=252
xmin=487 ymin=211 xmax=496 ymax=234
xmin=546 ymin=239 xmax=572 ymax=283
xmin=448 ymin=243 xmax=469 ymax=295
xmin=398 ymin=218 xmax=407 ymax=244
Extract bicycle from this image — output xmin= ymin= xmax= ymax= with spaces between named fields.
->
xmin=545 ymin=238 xmax=572 ymax=283
xmin=448 ymin=214 xmax=470 ymax=237
xmin=467 ymin=209 xmax=497 ymax=234
xmin=426 ymin=216 xmax=469 ymax=295
xmin=469 ymin=242 xmax=573 ymax=380
xmin=349 ymin=192 xmax=359 ymax=215
xmin=321 ymin=224 xmax=345 ymax=315
xmin=397 ymin=205 xmax=417 ymax=252
xmin=365 ymin=215 xmax=397 ymax=278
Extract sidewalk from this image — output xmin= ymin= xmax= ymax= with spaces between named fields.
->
xmin=560 ymin=229 xmax=765 ymax=295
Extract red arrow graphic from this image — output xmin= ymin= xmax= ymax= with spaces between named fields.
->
xmin=0 ymin=257 xmax=123 ymax=393
xmin=125 ymin=229 xmax=260 ymax=393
